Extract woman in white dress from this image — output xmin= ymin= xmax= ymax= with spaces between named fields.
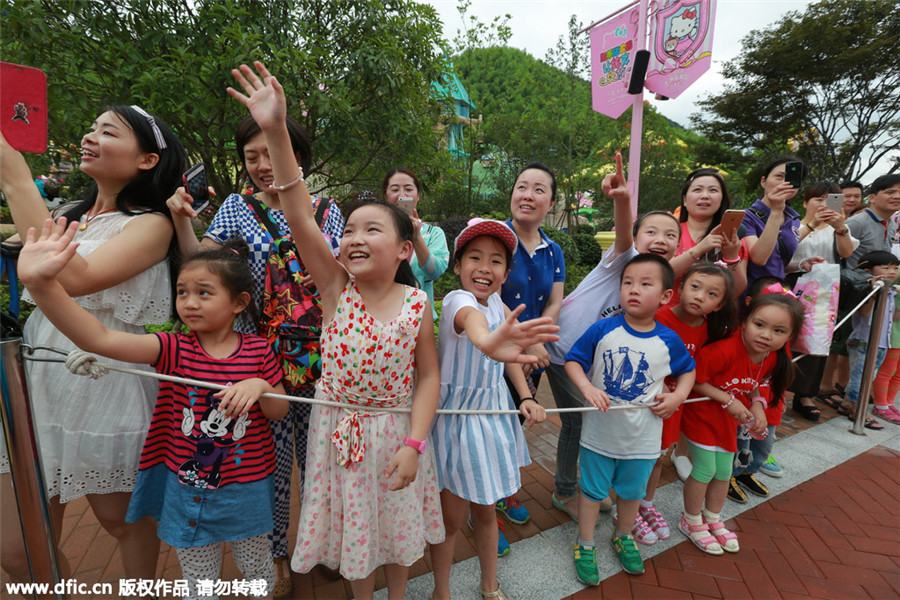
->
xmin=0 ymin=106 xmax=186 ymax=584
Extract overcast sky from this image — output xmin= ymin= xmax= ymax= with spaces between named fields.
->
xmin=425 ymin=0 xmax=815 ymax=128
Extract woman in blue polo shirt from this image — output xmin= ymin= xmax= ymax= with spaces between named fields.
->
xmin=495 ymin=162 xmax=565 ymax=538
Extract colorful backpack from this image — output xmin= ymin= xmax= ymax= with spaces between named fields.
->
xmin=245 ymin=194 xmax=331 ymax=394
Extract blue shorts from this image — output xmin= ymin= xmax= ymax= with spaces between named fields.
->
xmin=578 ymin=446 xmax=655 ymax=502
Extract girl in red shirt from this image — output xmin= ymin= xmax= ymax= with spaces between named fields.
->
xmin=635 ymin=264 xmax=739 ymax=544
xmin=680 ymin=294 xmax=802 ymax=555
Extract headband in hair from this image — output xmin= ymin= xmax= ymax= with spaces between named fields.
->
xmin=129 ymin=105 xmax=167 ymax=151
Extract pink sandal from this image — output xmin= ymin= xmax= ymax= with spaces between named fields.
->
xmin=704 ymin=516 xmax=739 ymax=553
xmin=679 ymin=514 xmax=723 ymax=555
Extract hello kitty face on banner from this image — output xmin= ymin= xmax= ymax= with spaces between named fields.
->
xmin=645 ymin=0 xmax=717 ymax=99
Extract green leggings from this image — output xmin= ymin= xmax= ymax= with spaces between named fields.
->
xmin=687 ymin=443 xmax=734 ymax=483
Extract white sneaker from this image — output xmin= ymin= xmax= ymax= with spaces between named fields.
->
xmin=672 ymin=449 xmax=692 ymax=481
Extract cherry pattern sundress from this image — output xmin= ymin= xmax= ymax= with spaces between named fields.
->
xmin=291 ymin=279 xmax=444 ymax=579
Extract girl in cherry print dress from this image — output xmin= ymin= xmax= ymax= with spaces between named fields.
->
xmin=223 ymin=62 xmax=443 ymax=599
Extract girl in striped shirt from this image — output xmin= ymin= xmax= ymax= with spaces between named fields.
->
xmin=429 ymin=219 xmax=558 ymax=600
xmin=18 ymin=222 xmax=288 ymax=600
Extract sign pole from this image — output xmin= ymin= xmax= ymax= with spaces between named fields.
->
xmin=627 ymin=0 xmax=650 ymax=217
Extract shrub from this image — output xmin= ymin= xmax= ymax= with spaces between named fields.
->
xmin=433 ymin=270 xmax=460 ymax=300
xmin=564 ymin=264 xmax=594 ymax=296
xmin=571 ymin=232 xmax=603 ymax=267
xmin=542 ymin=226 xmax=580 ymax=267
xmin=572 ymin=223 xmax=595 ymax=236
xmin=437 ymin=216 xmax=471 ymax=259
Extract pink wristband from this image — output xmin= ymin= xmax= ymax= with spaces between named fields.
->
xmin=721 ymin=394 xmax=735 ymax=409
xmin=751 ymin=396 xmax=767 ymax=407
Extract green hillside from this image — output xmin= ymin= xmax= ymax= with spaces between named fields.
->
xmin=443 ymin=46 xmax=749 ymax=218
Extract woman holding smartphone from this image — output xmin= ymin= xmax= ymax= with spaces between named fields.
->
xmin=669 ymin=168 xmax=748 ymax=303
xmin=662 ymin=168 xmax=748 ymax=480
xmin=381 ymin=167 xmax=449 ymax=318
xmin=789 ymin=182 xmax=857 ymax=420
xmin=741 ymin=157 xmax=810 ymax=291
xmin=0 ymin=106 xmax=186 ymax=585
xmin=165 ymin=114 xmax=344 ymax=598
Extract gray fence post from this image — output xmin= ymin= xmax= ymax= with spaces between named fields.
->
xmin=1 ymin=334 xmax=63 ymax=597
xmin=850 ymin=281 xmax=890 ymax=436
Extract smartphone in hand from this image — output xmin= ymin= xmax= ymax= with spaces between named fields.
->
xmin=826 ymin=193 xmax=843 ymax=213
xmin=397 ymin=197 xmax=415 ymax=216
xmin=183 ymin=163 xmax=210 ymax=213
xmin=719 ymin=209 xmax=745 ymax=239
xmin=784 ymin=161 xmax=803 ymax=189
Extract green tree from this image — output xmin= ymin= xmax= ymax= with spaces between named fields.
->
xmin=455 ymin=43 xmax=718 ymax=219
xmin=422 ymin=0 xmax=512 ymax=219
xmin=1 ymin=0 xmax=448 ymax=200
xmin=692 ymin=0 xmax=900 ymax=181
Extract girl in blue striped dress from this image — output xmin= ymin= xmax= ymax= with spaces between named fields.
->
xmin=429 ymin=219 xmax=558 ymax=600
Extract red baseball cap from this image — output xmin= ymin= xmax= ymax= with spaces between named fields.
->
xmin=454 ymin=218 xmax=518 ymax=256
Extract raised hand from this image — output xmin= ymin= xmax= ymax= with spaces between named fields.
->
xmin=479 ymin=304 xmax=560 ymax=364
xmin=167 ymin=185 xmax=215 ymax=219
xmin=226 ymin=61 xmax=286 ymax=132
xmin=697 ymin=226 xmax=724 ymax=256
xmin=601 ymin=150 xmax=629 ymax=202
xmin=817 ymin=206 xmax=845 ymax=230
xmin=768 ymin=182 xmax=797 ymax=207
xmin=18 ymin=218 xmax=80 ymax=285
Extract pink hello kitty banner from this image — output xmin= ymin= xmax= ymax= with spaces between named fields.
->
xmin=590 ymin=6 xmax=640 ymax=119
xmin=644 ymin=0 xmax=716 ymax=99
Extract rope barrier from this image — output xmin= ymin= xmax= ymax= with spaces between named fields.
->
xmin=19 ymin=281 xmax=884 ymax=417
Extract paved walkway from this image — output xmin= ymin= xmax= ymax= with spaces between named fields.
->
xmin=3 ymin=389 xmax=899 ymax=599
xmin=566 ymin=445 xmax=900 ymax=600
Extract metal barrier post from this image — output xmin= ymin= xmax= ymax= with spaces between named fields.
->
xmin=850 ymin=281 xmax=890 ymax=435
xmin=1 ymin=333 xmax=63 ymax=597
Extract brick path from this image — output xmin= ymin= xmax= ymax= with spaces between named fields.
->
xmin=566 ymin=446 xmax=900 ymax=600
xmin=3 ymin=390 xmax=898 ymax=599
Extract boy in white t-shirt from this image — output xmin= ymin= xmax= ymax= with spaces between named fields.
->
xmin=545 ymin=153 xmax=682 ymax=522
xmin=565 ymin=254 xmax=695 ymax=581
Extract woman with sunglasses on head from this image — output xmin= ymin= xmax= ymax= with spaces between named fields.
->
xmin=665 ymin=168 xmax=748 ymax=480
xmin=669 ymin=168 xmax=748 ymax=303
xmin=1 ymin=106 xmax=186 ymax=585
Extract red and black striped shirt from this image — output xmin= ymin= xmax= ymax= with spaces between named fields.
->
xmin=140 ymin=332 xmax=283 ymax=486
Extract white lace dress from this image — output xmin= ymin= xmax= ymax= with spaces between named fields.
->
xmin=1 ymin=212 xmax=172 ymax=503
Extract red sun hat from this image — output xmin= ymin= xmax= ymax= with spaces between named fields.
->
xmin=454 ymin=218 xmax=519 ymax=256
